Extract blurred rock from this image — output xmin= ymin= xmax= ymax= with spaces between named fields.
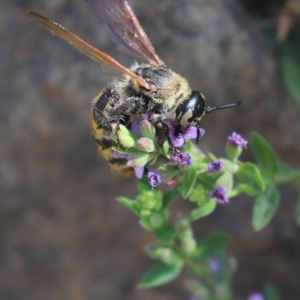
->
xmin=1 ymin=0 xmax=300 ymax=299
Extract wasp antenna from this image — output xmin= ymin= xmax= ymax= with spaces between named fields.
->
xmin=205 ymin=101 xmax=241 ymax=114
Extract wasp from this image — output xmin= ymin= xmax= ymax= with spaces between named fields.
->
xmin=28 ymin=0 xmax=240 ymax=176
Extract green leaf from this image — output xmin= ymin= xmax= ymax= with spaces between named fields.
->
xmin=231 ymin=183 xmax=262 ymax=197
xmin=264 ymin=282 xmax=281 ymax=300
xmin=193 ymin=233 xmax=231 ymax=259
xmin=137 ymin=178 xmax=151 ymax=193
xmin=181 ymin=166 xmax=197 ymax=199
xmin=252 ymin=185 xmax=280 ymax=231
xmin=162 ymin=189 xmax=179 ymax=209
xmin=250 ymin=133 xmax=279 ymax=175
xmin=111 ymin=146 xmax=140 ymax=154
xmin=188 ymin=184 xmax=208 ymax=205
xmin=157 ymin=165 xmax=180 ymax=181
xmin=236 ymin=162 xmax=265 ymax=193
xmin=215 ymin=172 xmax=233 ymax=193
xmin=189 ymin=200 xmax=217 ymax=221
xmin=137 ymin=262 xmax=182 ymax=288
xmin=281 ymin=48 xmax=300 ymax=106
xmin=276 ymin=163 xmax=300 ymax=184
xmin=295 ymin=200 xmax=300 ymax=226
xmin=155 ymin=225 xmax=176 ymax=244
xmin=149 ymin=154 xmax=159 ymax=165
xmin=162 ymin=140 xmax=170 ymax=156
xmin=117 ymin=197 xmax=138 ymax=215
xmin=127 ymin=153 xmax=153 ymax=168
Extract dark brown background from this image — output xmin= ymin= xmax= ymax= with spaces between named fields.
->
xmin=1 ymin=0 xmax=300 ymax=299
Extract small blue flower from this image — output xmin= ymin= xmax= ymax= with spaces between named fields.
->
xmin=208 ymin=160 xmax=224 ymax=173
xmin=148 ymin=172 xmax=162 ymax=187
xmin=209 ymin=186 xmax=229 ymax=204
xmin=247 ymin=293 xmax=264 ymax=300
xmin=172 ymin=152 xmax=192 ymax=166
xmin=227 ymin=132 xmax=248 ymax=148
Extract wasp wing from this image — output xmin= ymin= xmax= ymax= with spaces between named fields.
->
xmin=28 ymin=11 xmax=151 ymax=90
xmin=85 ymin=0 xmax=165 ymax=67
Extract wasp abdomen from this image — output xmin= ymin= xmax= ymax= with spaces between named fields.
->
xmin=92 ymin=87 xmax=134 ymax=176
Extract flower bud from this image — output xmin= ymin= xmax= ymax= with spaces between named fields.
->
xmin=226 ymin=132 xmax=247 ymax=160
xmin=127 ymin=153 xmax=152 ymax=168
xmin=115 ymin=124 xmax=136 ymax=148
xmin=118 ymin=134 xmax=135 ymax=148
xmin=137 ymin=137 xmax=155 ymax=152
xmin=139 ymin=119 xmax=156 ymax=140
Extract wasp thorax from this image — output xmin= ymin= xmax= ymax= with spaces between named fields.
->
xmin=135 ymin=66 xmax=172 ymax=88
xmin=175 ymin=91 xmax=206 ymax=128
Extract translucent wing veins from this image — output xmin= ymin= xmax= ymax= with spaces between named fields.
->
xmin=85 ymin=0 xmax=165 ymax=66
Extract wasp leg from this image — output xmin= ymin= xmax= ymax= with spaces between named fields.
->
xmin=151 ymin=117 xmax=173 ymax=147
xmin=111 ymin=96 xmax=140 ymax=116
xmin=196 ymin=124 xmax=202 ymax=143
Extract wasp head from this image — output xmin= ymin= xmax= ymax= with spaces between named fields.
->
xmin=175 ymin=91 xmax=241 ymax=142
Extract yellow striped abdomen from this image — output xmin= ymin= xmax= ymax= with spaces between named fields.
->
xmin=91 ymin=116 xmax=134 ymax=176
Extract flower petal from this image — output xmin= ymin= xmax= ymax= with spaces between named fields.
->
xmin=134 ymin=166 xmax=145 ymax=179
xmin=130 ymin=122 xmax=140 ymax=136
xmin=182 ymin=126 xmax=198 ymax=139
xmin=113 ymin=151 xmax=127 ymax=159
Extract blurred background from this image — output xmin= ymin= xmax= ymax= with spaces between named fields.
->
xmin=1 ymin=0 xmax=300 ymax=299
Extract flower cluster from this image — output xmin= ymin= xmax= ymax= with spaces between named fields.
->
xmin=113 ymin=117 xmax=249 ymax=207
xmin=112 ymin=116 xmax=203 ymax=187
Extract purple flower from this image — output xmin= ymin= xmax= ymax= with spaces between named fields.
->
xmin=114 ymin=151 xmax=145 ymax=179
xmin=189 ymin=296 xmax=200 ymax=300
xmin=208 ymin=160 xmax=225 ymax=173
xmin=210 ymin=257 xmax=220 ymax=275
xmin=172 ymin=152 xmax=192 ymax=166
xmin=209 ymin=186 xmax=229 ymax=204
xmin=227 ymin=132 xmax=248 ymax=148
xmin=134 ymin=166 xmax=145 ymax=179
xmin=130 ymin=122 xmax=141 ymax=136
xmin=247 ymin=293 xmax=264 ymax=300
xmin=167 ymin=120 xmax=205 ymax=147
xmin=113 ymin=151 xmax=127 ymax=159
xmin=148 ymin=172 xmax=162 ymax=187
